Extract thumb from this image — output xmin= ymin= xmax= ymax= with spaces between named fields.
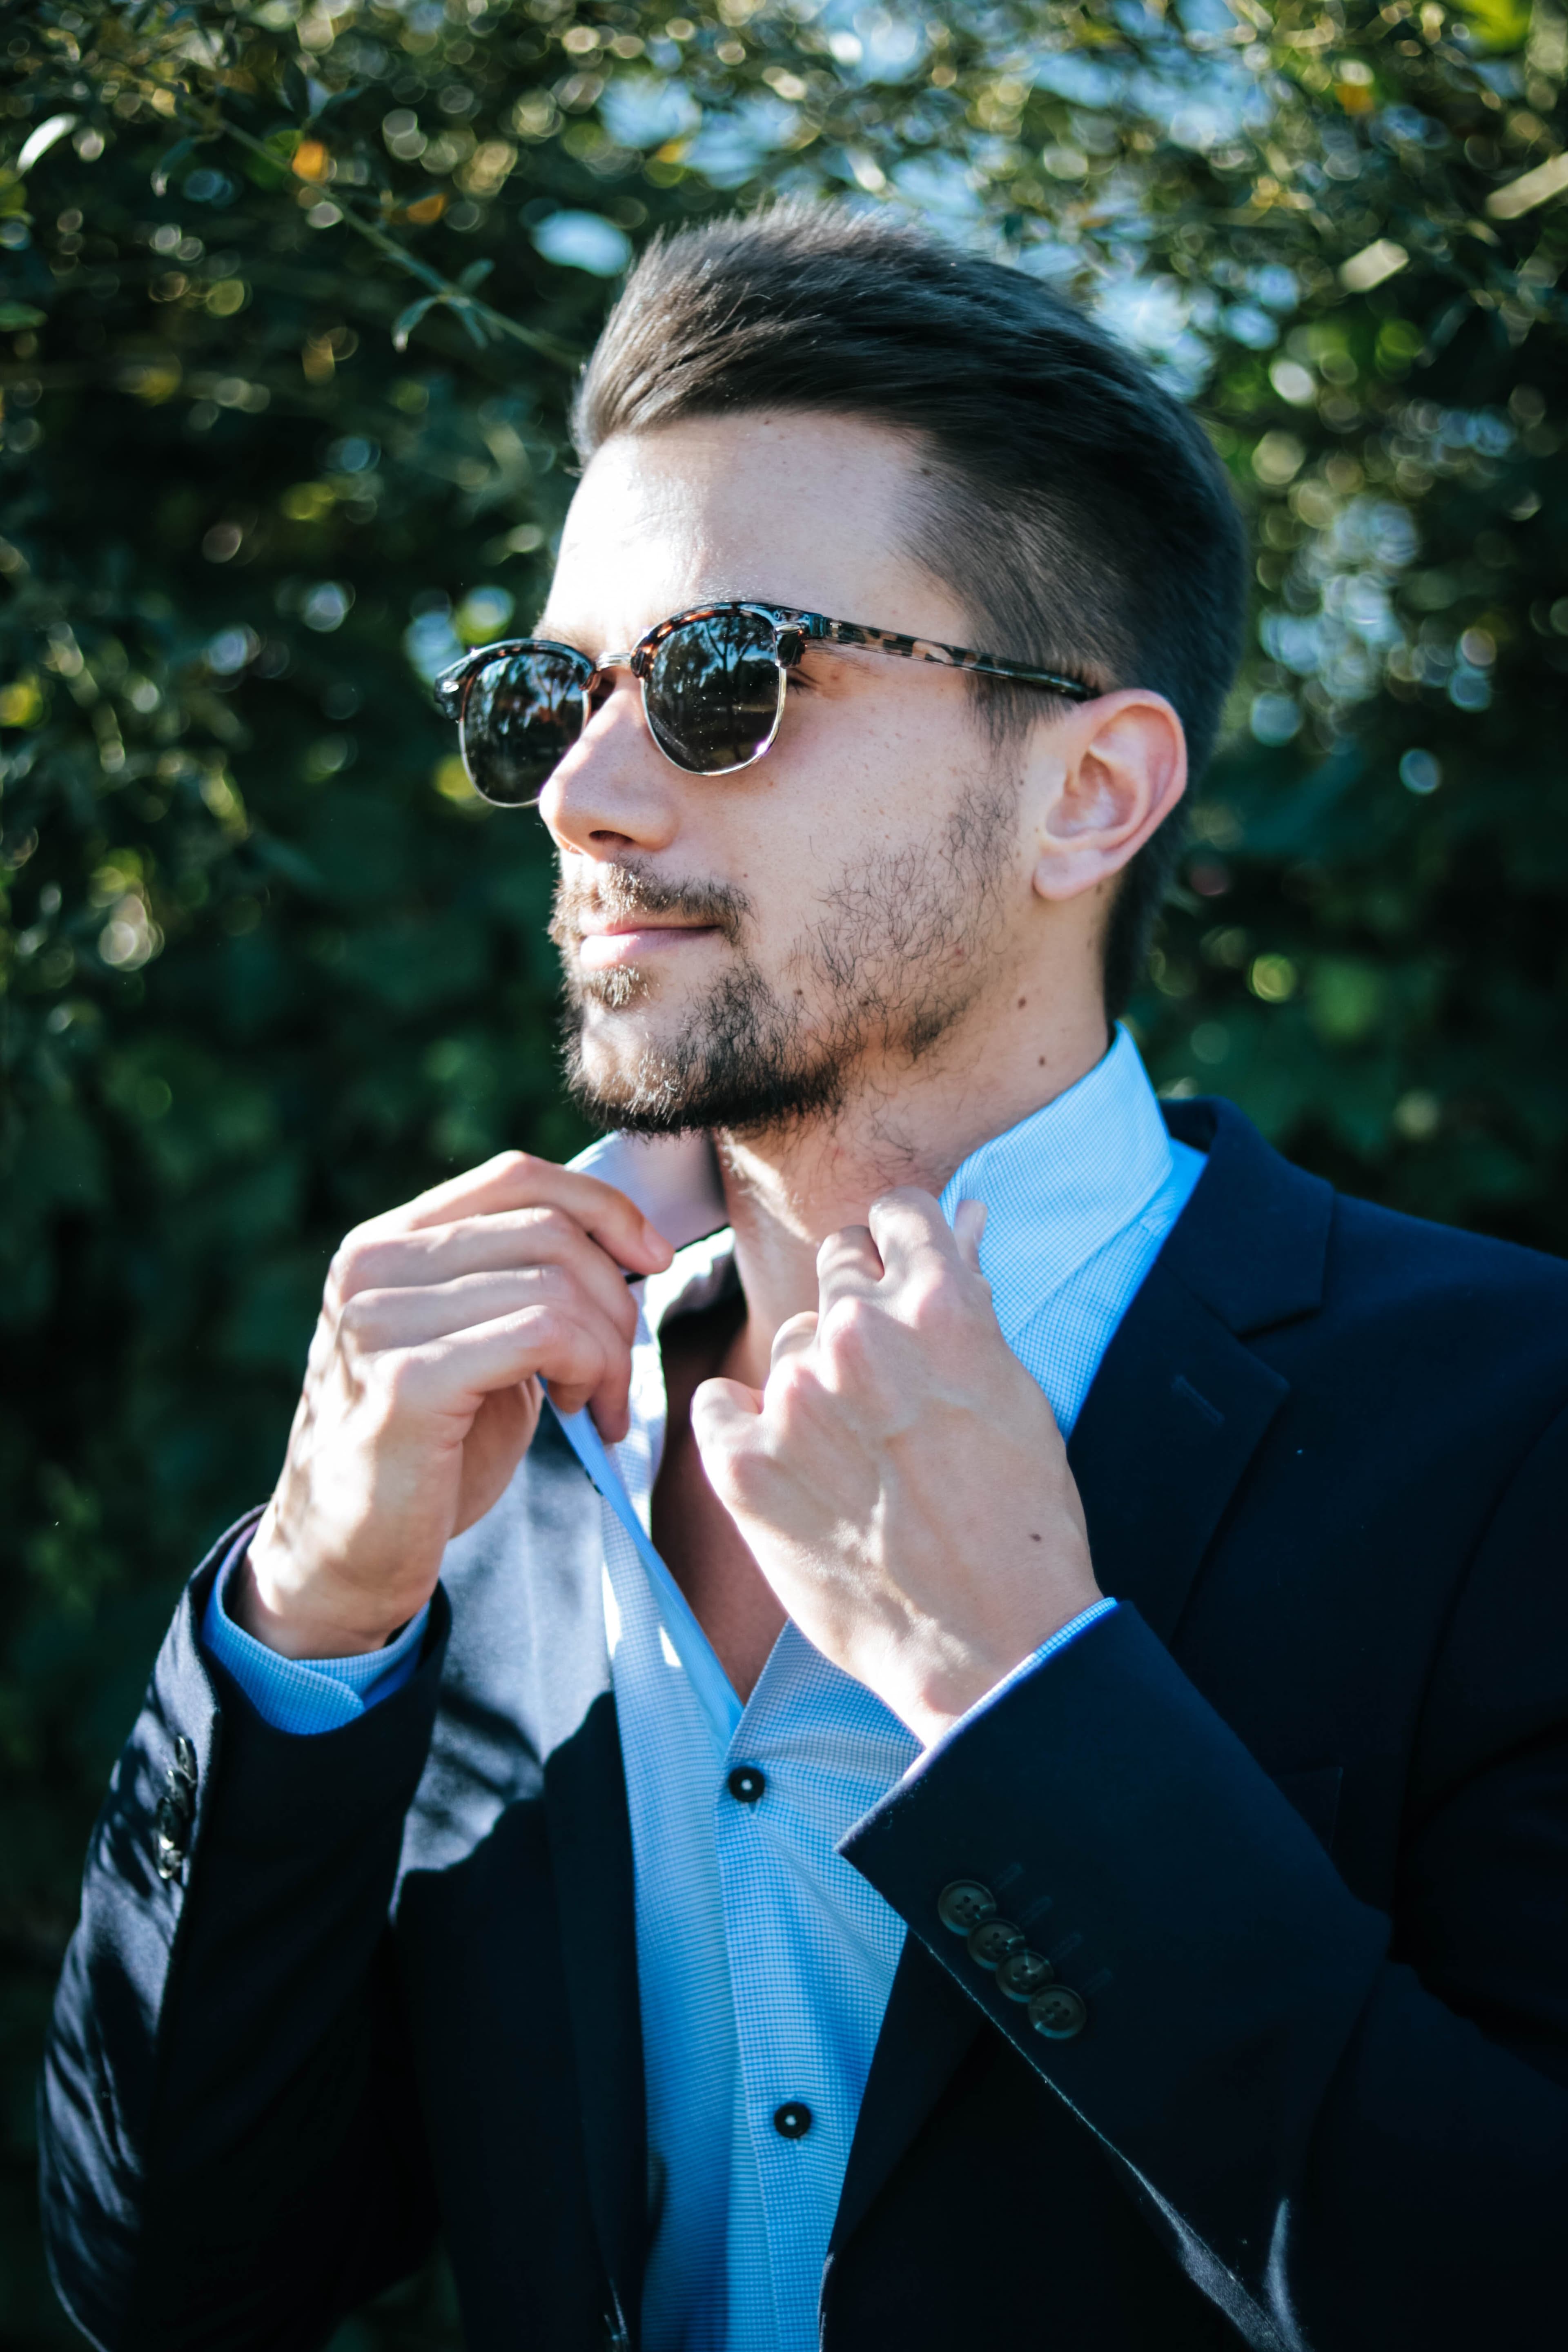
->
xmin=952 ymin=1196 xmax=988 ymax=1274
xmin=690 ymin=1373 xmax=763 ymax=1448
xmin=690 ymin=1375 xmax=764 ymax=1502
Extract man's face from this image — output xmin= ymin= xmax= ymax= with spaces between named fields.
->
xmin=538 ymin=411 xmax=1042 ymax=1136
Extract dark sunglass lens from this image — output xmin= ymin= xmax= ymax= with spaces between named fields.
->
xmin=461 ymin=648 xmax=588 ymax=805
xmin=645 ymin=611 xmax=784 ymax=775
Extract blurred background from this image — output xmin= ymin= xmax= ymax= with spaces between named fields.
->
xmin=2 ymin=0 xmax=1564 ymax=2340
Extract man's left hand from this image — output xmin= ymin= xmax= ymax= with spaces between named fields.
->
xmin=692 ymin=1189 xmax=1102 ymax=1745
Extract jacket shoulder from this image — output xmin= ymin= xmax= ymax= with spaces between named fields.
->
xmin=1166 ymin=1093 xmax=1568 ymax=1370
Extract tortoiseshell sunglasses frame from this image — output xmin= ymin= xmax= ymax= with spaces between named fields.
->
xmin=434 ymin=598 xmax=1096 ymax=789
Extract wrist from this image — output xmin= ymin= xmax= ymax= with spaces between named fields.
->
xmin=238 ymin=1515 xmax=419 ymax=1660
xmin=897 ymin=1579 xmax=1105 ymax=1749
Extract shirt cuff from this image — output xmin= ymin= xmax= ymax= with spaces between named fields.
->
xmin=199 ymin=1532 xmax=431 ymax=1737
xmin=913 ymin=1596 xmax=1120 ymax=1765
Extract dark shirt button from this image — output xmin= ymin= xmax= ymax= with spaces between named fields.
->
xmin=996 ymin=1947 xmax=1054 ymax=2002
xmin=773 ymin=2101 xmax=813 ymax=2140
xmin=936 ymin=1879 xmax=996 ymax=1935
xmin=1029 ymin=1984 xmax=1088 ymax=2040
xmin=966 ymin=1916 xmax=1025 ymax=1971
xmin=727 ymin=1765 xmax=766 ymax=1805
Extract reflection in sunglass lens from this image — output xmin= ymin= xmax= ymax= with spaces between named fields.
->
xmin=461 ymin=648 xmax=590 ymax=806
xmin=644 ymin=610 xmax=785 ymax=775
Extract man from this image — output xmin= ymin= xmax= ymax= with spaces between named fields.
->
xmin=41 ymin=208 xmax=1568 ymax=2352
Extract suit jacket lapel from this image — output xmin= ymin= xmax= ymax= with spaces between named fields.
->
xmin=1067 ymin=1255 xmax=1290 ymax=1643
xmin=1068 ymin=1096 xmax=1332 ymax=1643
xmin=829 ymin=1097 xmax=1334 ymax=2256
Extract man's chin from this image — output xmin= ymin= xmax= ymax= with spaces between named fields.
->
xmin=561 ymin=1006 xmax=845 ymax=1139
xmin=563 ymin=1009 xmax=705 ymax=1135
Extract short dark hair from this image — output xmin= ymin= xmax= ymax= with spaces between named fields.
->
xmin=572 ymin=203 xmax=1247 ymax=1016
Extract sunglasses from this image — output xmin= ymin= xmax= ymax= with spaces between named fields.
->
xmin=434 ymin=599 xmax=1095 ymax=808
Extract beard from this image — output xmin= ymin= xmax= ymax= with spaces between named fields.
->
xmin=549 ymin=771 xmax=1018 ymax=1138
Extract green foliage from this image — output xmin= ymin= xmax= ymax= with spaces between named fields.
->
xmin=1 ymin=1 xmax=1565 ymax=2340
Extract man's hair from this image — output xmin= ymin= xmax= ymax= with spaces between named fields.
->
xmin=572 ymin=204 xmax=1247 ymax=1017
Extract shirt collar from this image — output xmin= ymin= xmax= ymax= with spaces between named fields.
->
xmin=938 ymin=1023 xmax=1173 ymax=1348
xmin=572 ymin=1022 xmax=1173 ymax=1350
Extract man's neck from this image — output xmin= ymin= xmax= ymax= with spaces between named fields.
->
xmin=712 ymin=997 xmax=1111 ymax=1392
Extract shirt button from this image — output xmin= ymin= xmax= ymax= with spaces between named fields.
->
xmin=773 ymin=2101 xmax=813 ymax=2139
xmin=1028 ymin=1984 xmax=1088 ymax=2040
xmin=726 ymin=1764 xmax=766 ymax=1804
xmin=936 ymin=1879 xmax=996 ymax=1935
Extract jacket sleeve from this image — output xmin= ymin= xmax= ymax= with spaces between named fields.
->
xmin=39 ymin=1515 xmax=452 ymax=2352
xmin=842 ymin=1407 xmax=1568 ymax=2352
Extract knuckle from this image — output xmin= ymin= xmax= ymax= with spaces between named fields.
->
xmin=905 ymin=1270 xmax=957 ymax=1330
xmin=335 ymin=1288 xmax=379 ymax=1345
xmin=499 ymin=1149 xmax=546 ymax=1191
xmin=332 ymin=1233 xmax=383 ymax=1301
xmin=515 ymin=1297 xmax=564 ymax=1348
xmin=772 ymin=1355 xmax=822 ymax=1425
xmin=821 ymin=1295 xmax=877 ymax=1365
xmin=521 ymin=1203 xmax=573 ymax=1250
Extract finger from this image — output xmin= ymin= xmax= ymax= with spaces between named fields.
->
xmin=866 ymin=1186 xmax=966 ymax=1282
xmin=769 ymin=1308 xmax=819 ymax=1372
xmin=338 ymin=1265 xmax=637 ymax=1354
xmin=336 ymin=1213 xmax=642 ymax=1342
xmin=385 ymin=1299 xmax=629 ymax=1434
xmin=952 ymin=1197 xmax=988 ymax=1274
xmin=815 ymin=1224 xmax=884 ymax=1318
xmin=690 ymin=1376 xmax=765 ymax=1490
xmin=369 ymin=1152 xmax=673 ymax=1275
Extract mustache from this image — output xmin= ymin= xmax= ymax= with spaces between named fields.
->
xmin=548 ymin=862 xmax=751 ymax=952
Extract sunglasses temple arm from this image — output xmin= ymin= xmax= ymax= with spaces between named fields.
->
xmin=804 ymin=617 xmax=1089 ymax=699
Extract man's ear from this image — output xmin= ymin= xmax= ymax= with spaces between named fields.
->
xmin=1027 ymin=690 xmax=1187 ymax=904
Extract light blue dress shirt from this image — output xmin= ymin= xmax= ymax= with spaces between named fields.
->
xmin=203 ymin=1025 xmax=1203 ymax=2350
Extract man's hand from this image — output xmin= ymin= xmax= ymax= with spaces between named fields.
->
xmin=240 ymin=1152 xmax=673 ymax=1660
xmin=692 ymin=1190 xmax=1100 ymax=1746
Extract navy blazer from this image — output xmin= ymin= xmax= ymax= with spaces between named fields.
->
xmin=40 ymin=1100 xmax=1568 ymax=2350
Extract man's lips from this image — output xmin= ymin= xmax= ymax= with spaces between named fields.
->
xmin=575 ymin=920 xmax=722 ymax=971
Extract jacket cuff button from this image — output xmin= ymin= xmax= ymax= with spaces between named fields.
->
xmin=966 ymin=1916 xmax=1024 ymax=1970
xmin=996 ymin=1947 xmax=1054 ymax=2002
xmin=1028 ymin=1984 xmax=1088 ymax=2040
xmin=937 ymin=1879 xmax=996 ymax=1934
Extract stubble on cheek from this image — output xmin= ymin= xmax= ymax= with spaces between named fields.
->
xmin=802 ymin=764 xmax=1018 ymax=1064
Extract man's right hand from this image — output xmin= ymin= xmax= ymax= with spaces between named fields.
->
xmin=237 ymin=1152 xmax=673 ymax=1660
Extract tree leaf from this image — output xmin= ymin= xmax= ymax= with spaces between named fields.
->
xmin=150 ymin=137 xmax=194 ymax=198
xmin=392 ymin=293 xmax=441 ymax=350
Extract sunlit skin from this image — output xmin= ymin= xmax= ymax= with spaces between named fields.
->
xmin=243 ymin=410 xmax=1186 ymax=1743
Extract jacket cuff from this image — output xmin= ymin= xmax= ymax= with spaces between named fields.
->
xmin=842 ymin=1602 xmax=1388 ymax=2265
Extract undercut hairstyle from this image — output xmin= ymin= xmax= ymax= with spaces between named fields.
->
xmin=572 ymin=203 xmax=1248 ymax=1019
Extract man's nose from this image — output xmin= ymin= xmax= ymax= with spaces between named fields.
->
xmin=540 ymin=673 xmax=682 ymax=859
